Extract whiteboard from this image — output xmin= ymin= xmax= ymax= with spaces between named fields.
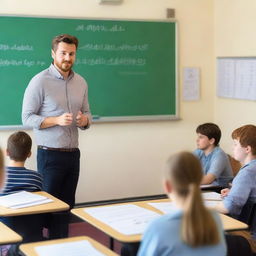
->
xmin=217 ymin=57 xmax=256 ymax=100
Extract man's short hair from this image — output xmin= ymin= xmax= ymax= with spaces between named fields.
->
xmin=7 ymin=131 xmax=32 ymax=162
xmin=196 ymin=123 xmax=221 ymax=146
xmin=232 ymin=124 xmax=256 ymax=155
xmin=52 ymin=34 xmax=78 ymax=52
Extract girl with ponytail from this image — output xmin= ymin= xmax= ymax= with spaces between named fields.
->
xmin=137 ymin=151 xmax=226 ymax=256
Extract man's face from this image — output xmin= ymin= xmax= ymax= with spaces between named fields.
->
xmin=52 ymin=42 xmax=76 ymax=73
xmin=196 ymin=133 xmax=213 ymax=151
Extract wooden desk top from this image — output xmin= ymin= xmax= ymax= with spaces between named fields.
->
xmin=71 ymin=198 xmax=248 ymax=243
xmin=20 ymin=236 xmax=119 ymax=256
xmin=0 ymin=191 xmax=69 ymax=217
xmin=0 ymin=222 xmax=22 ymax=245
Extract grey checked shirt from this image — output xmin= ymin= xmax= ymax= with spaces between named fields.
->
xmin=22 ymin=64 xmax=91 ymax=148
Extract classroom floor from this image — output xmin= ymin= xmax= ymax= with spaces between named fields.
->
xmin=69 ymin=221 xmax=123 ymax=254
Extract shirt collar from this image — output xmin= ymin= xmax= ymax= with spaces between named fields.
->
xmin=49 ymin=63 xmax=74 ymax=80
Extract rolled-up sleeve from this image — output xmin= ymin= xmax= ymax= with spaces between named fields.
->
xmin=223 ymin=168 xmax=252 ymax=216
xmin=80 ymin=79 xmax=92 ymax=130
xmin=22 ymin=77 xmax=45 ymax=129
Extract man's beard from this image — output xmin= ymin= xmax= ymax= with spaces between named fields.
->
xmin=56 ymin=61 xmax=73 ymax=72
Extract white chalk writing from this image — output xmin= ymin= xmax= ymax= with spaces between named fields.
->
xmin=75 ymin=24 xmax=125 ymax=32
xmin=0 ymin=59 xmax=46 ymax=67
xmin=79 ymin=44 xmax=148 ymax=51
xmin=75 ymin=57 xmax=146 ymax=66
xmin=0 ymin=44 xmax=34 ymax=51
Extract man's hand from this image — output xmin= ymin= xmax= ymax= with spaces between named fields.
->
xmin=40 ymin=113 xmax=73 ymax=129
xmin=76 ymin=111 xmax=88 ymax=127
xmin=57 ymin=113 xmax=73 ymax=126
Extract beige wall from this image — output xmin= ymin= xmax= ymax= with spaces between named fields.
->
xmin=214 ymin=0 xmax=256 ymax=153
xmin=1 ymin=0 xmax=214 ymax=203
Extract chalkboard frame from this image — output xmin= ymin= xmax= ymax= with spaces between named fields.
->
xmin=0 ymin=15 xmax=179 ymax=128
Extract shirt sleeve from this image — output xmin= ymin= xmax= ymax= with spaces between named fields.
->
xmin=207 ymin=151 xmax=227 ymax=178
xmin=22 ymin=76 xmax=45 ymax=129
xmin=223 ymin=169 xmax=252 ymax=216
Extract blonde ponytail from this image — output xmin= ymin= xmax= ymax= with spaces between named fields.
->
xmin=181 ymin=183 xmax=219 ymax=247
xmin=166 ymin=152 xmax=220 ymax=247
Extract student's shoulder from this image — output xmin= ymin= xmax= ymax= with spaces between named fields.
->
xmin=148 ymin=210 xmax=182 ymax=231
xmin=23 ymin=168 xmax=42 ymax=178
xmin=212 ymin=147 xmax=228 ymax=159
xmin=194 ymin=149 xmax=203 ymax=157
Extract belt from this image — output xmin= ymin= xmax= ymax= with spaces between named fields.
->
xmin=38 ymin=145 xmax=78 ymax=152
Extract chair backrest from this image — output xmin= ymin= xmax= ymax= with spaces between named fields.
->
xmin=239 ymin=201 xmax=256 ymax=238
xmin=227 ymin=154 xmax=241 ymax=177
xmin=225 ymin=234 xmax=252 ymax=256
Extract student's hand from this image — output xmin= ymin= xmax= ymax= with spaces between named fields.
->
xmin=220 ymin=188 xmax=230 ymax=198
xmin=57 ymin=113 xmax=73 ymax=126
xmin=76 ymin=111 xmax=88 ymax=127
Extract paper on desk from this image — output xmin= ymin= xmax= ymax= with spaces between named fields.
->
xmin=148 ymin=202 xmax=177 ymax=214
xmin=0 ymin=191 xmax=53 ymax=209
xmin=84 ymin=204 xmax=160 ymax=235
xmin=202 ymin=192 xmax=222 ymax=201
xmin=35 ymin=240 xmax=105 ymax=256
xmin=200 ymin=184 xmax=218 ymax=189
xmin=204 ymin=200 xmax=220 ymax=208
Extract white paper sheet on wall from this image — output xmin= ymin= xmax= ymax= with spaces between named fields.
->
xmin=183 ymin=67 xmax=200 ymax=101
xmin=217 ymin=57 xmax=256 ymax=100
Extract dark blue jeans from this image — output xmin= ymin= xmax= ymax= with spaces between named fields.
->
xmin=37 ymin=148 xmax=80 ymax=239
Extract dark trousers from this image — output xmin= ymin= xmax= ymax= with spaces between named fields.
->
xmin=37 ymin=148 xmax=80 ymax=239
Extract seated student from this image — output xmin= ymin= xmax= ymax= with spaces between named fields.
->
xmin=137 ymin=151 xmax=226 ymax=256
xmin=0 ymin=147 xmax=5 ymax=189
xmin=0 ymin=131 xmax=44 ymax=247
xmin=216 ymin=124 xmax=256 ymax=219
xmin=194 ymin=122 xmax=233 ymax=187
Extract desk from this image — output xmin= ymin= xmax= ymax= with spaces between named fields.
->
xmin=0 ymin=192 xmax=69 ymax=217
xmin=0 ymin=222 xmax=22 ymax=245
xmin=20 ymin=236 xmax=119 ymax=256
xmin=71 ymin=198 xmax=248 ymax=245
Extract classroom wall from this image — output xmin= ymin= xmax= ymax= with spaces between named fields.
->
xmin=0 ymin=0 xmax=215 ymax=203
xmin=214 ymin=0 xmax=256 ymax=153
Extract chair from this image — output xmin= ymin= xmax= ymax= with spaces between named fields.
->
xmin=225 ymin=234 xmax=252 ymax=256
xmin=227 ymin=154 xmax=241 ymax=177
xmin=239 ymin=201 xmax=256 ymax=238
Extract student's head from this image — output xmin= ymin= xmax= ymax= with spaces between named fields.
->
xmin=164 ymin=151 xmax=219 ymax=247
xmin=51 ymin=34 xmax=78 ymax=73
xmin=7 ymin=131 xmax=32 ymax=162
xmin=0 ymin=148 xmax=5 ymax=189
xmin=196 ymin=123 xmax=221 ymax=149
xmin=231 ymin=124 xmax=256 ymax=162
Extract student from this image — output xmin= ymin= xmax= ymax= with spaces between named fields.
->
xmin=0 ymin=131 xmax=44 ymax=246
xmin=0 ymin=131 xmax=42 ymax=195
xmin=137 ymin=151 xmax=226 ymax=256
xmin=0 ymin=148 xmax=5 ymax=189
xmin=216 ymin=124 xmax=256 ymax=218
xmin=194 ymin=123 xmax=233 ymax=187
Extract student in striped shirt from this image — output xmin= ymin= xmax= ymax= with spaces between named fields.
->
xmin=1 ymin=131 xmax=42 ymax=195
xmin=0 ymin=131 xmax=44 ymax=256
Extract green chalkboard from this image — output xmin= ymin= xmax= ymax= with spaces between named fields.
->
xmin=0 ymin=16 xmax=177 ymax=126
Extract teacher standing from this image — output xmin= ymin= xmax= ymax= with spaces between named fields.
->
xmin=22 ymin=34 xmax=91 ymax=238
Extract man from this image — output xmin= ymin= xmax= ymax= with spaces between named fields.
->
xmin=194 ymin=123 xmax=233 ymax=187
xmin=22 ymin=34 xmax=91 ymax=238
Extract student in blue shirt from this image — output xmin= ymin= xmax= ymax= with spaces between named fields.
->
xmin=216 ymin=124 xmax=256 ymax=219
xmin=194 ymin=123 xmax=233 ymax=187
xmin=0 ymin=148 xmax=4 ymax=189
xmin=137 ymin=151 xmax=226 ymax=256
